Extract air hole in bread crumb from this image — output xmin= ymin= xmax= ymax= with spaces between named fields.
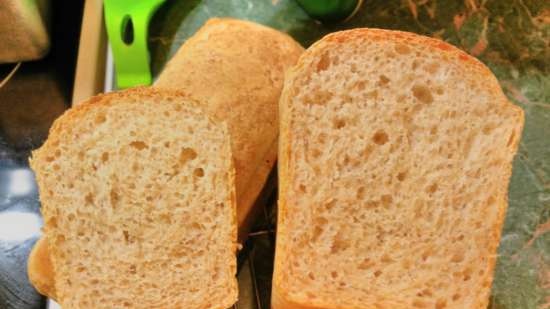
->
xmin=85 ymin=193 xmax=94 ymax=204
xmin=53 ymin=164 xmax=60 ymax=171
xmin=452 ymin=294 xmax=461 ymax=301
xmin=68 ymin=214 xmax=76 ymax=222
xmin=311 ymin=148 xmax=321 ymax=158
xmin=372 ymin=130 xmax=389 ymax=145
xmin=110 ymin=189 xmax=119 ymax=206
xmin=101 ymin=152 xmax=109 ymax=162
xmin=308 ymin=272 xmax=315 ymax=280
xmin=417 ymin=289 xmax=433 ymax=297
xmin=395 ymin=43 xmax=411 ymax=54
xmin=330 ymin=232 xmax=348 ymax=253
xmin=358 ymin=258 xmax=373 ymax=270
xmin=366 ymin=90 xmax=378 ymax=100
xmin=194 ymin=168 xmax=204 ymax=177
xmin=315 ymin=216 xmax=328 ymax=226
xmin=130 ymin=141 xmax=148 ymax=150
xmin=381 ymin=254 xmax=393 ymax=263
xmin=421 ymin=248 xmax=432 ymax=261
xmin=412 ymin=84 xmax=433 ymax=104
xmin=381 ymin=195 xmax=393 ymax=205
xmin=451 ymin=252 xmax=465 ymax=263
xmin=435 ymin=299 xmax=447 ymax=309
xmin=316 ymin=53 xmax=330 ymax=72
xmin=164 ymin=141 xmax=170 ymax=148
xmin=311 ymin=226 xmax=323 ymax=242
xmin=356 ymin=186 xmax=366 ymax=199
xmin=330 ymin=271 xmax=338 ymax=278
xmin=333 ymin=118 xmax=346 ymax=129
xmin=45 ymin=156 xmax=55 ymax=162
xmin=374 ymin=270 xmax=382 ymax=277
xmin=426 ymin=183 xmax=438 ymax=194
xmin=56 ymin=235 xmax=66 ymax=245
xmin=179 ymin=147 xmax=197 ymax=165
xmin=354 ymin=81 xmax=366 ymax=91
xmin=324 ymin=199 xmax=336 ymax=210
xmin=397 ymin=171 xmax=407 ymax=181
xmin=425 ymin=62 xmax=440 ymax=74
xmin=377 ymin=75 xmax=390 ymax=86
xmin=298 ymin=184 xmax=306 ymax=193
xmin=95 ymin=114 xmax=106 ymax=124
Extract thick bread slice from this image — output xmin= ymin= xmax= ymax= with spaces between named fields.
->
xmin=30 ymin=87 xmax=237 ymax=309
xmin=155 ymin=18 xmax=304 ymax=240
xmin=273 ymin=29 xmax=524 ymax=309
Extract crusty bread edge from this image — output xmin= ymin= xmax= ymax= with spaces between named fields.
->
xmin=28 ymin=237 xmax=56 ymax=300
xmin=272 ymin=28 xmax=525 ymax=309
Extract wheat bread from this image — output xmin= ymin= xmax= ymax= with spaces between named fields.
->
xmin=155 ymin=18 xmax=304 ymax=240
xmin=28 ymin=18 xmax=303 ymax=300
xmin=30 ymin=87 xmax=237 ymax=309
xmin=273 ymin=29 xmax=524 ymax=309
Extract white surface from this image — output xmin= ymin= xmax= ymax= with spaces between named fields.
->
xmin=0 ymin=212 xmax=41 ymax=242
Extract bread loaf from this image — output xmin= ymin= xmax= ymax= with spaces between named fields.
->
xmin=30 ymin=87 xmax=237 ymax=309
xmin=155 ymin=18 xmax=304 ymax=240
xmin=28 ymin=18 xmax=303 ymax=300
xmin=273 ymin=29 xmax=524 ymax=309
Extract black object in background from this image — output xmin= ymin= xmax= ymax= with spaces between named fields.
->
xmin=0 ymin=1 xmax=84 ymax=308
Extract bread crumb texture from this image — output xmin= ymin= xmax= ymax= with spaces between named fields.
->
xmin=274 ymin=29 xmax=523 ymax=309
xmin=155 ymin=18 xmax=304 ymax=234
xmin=30 ymin=87 xmax=238 ymax=309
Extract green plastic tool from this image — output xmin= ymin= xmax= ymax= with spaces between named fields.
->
xmin=103 ymin=0 xmax=165 ymax=89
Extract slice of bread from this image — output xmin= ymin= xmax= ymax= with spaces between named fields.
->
xmin=155 ymin=18 xmax=304 ymax=240
xmin=30 ymin=87 xmax=237 ymax=309
xmin=273 ymin=29 xmax=524 ymax=309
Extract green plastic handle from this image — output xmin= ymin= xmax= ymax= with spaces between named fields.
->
xmin=104 ymin=0 xmax=165 ymax=89
xmin=295 ymin=0 xmax=362 ymax=22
